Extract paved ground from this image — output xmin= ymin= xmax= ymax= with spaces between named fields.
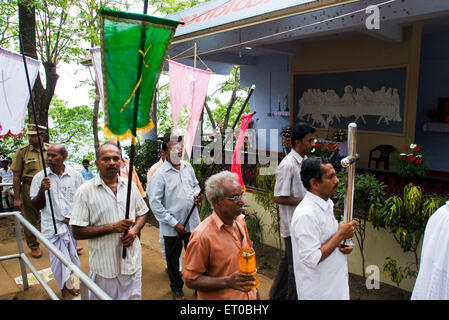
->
xmin=0 ymin=220 xmax=272 ymax=300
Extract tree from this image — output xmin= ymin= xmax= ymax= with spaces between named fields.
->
xmin=0 ymin=1 xmax=18 ymax=44
xmin=147 ymin=0 xmax=208 ymax=16
xmin=17 ymin=0 xmax=84 ymax=140
xmin=48 ymin=95 xmax=98 ymax=166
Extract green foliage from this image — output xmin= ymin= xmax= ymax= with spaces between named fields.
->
xmin=383 ymin=257 xmax=417 ymax=287
xmin=244 ymin=209 xmax=264 ymax=251
xmin=254 ymin=163 xmax=281 ymax=249
xmin=0 ymin=0 xmax=18 ymax=46
xmin=148 ymin=0 xmax=209 ymax=16
xmin=48 ymin=96 xmax=98 ymax=167
xmin=190 ymin=159 xmax=221 ymax=220
xmin=334 ymin=171 xmax=387 ymax=221
xmin=0 ymin=135 xmax=26 ymax=159
xmin=208 ymin=66 xmax=250 ymax=133
xmin=123 ymin=139 xmax=160 ymax=190
xmin=334 ymin=170 xmax=387 ymax=277
xmin=372 ymin=183 xmax=446 ymax=285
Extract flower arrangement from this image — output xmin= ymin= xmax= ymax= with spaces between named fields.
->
xmin=311 ymin=139 xmax=339 ymax=158
xmin=397 ymin=143 xmax=427 ymax=179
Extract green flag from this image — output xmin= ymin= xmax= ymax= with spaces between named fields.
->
xmin=99 ymin=8 xmax=181 ymax=141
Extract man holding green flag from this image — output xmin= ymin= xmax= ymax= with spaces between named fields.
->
xmin=72 ymin=8 xmax=182 ymax=300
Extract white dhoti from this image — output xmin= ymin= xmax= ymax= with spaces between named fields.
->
xmin=48 ymin=226 xmax=81 ymax=290
xmin=88 ymin=268 xmax=142 ymax=300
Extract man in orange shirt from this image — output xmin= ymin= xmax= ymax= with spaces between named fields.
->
xmin=182 ymin=171 xmax=258 ymax=300
xmin=120 ymin=157 xmax=147 ymax=203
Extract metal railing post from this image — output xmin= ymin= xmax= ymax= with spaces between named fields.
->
xmin=14 ymin=215 xmax=29 ymax=290
xmin=0 ymin=211 xmax=112 ymax=300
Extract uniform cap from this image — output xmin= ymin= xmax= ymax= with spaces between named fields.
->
xmin=27 ymin=124 xmax=47 ymax=135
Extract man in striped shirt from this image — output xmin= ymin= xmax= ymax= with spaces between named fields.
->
xmin=70 ymin=142 xmax=148 ymax=300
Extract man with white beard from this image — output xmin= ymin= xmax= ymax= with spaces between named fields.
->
xmin=149 ymin=135 xmax=202 ymax=300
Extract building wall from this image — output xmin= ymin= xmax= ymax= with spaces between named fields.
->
xmin=241 ymin=54 xmax=291 ymax=153
xmin=415 ymin=31 xmax=449 ymax=173
xmin=290 ymin=26 xmax=423 ymax=170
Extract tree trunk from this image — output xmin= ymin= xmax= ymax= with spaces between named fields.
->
xmin=19 ymin=0 xmax=59 ymax=143
xmin=222 ymin=68 xmax=239 ymax=133
xmin=93 ymin=83 xmax=101 ymax=158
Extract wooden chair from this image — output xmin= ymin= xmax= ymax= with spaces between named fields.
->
xmin=368 ymin=145 xmax=396 ymax=170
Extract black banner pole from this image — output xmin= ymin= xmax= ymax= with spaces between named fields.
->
xmin=19 ymin=34 xmax=57 ymax=234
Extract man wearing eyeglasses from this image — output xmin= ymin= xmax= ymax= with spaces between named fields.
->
xmin=148 ymin=135 xmax=203 ymax=300
xmin=182 ymin=170 xmax=258 ymax=300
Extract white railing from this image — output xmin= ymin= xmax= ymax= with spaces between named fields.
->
xmin=0 ymin=211 xmax=111 ymax=300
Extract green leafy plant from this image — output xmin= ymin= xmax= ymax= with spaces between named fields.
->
xmin=372 ymin=183 xmax=446 ymax=285
xmin=334 ymin=171 xmax=387 ymax=277
xmin=190 ymin=159 xmax=223 ymax=221
xmin=254 ymin=163 xmax=281 ymax=255
xmin=245 ymin=209 xmax=264 ymax=252
xmin=383 ymin=257 xmax=417 ymax=287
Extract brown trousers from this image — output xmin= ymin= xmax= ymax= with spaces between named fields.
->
xmin=21 ymin=183 xmax=41 ymax=250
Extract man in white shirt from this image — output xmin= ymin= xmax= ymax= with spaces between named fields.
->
xmin=70 ymin=142 xmax=148 ymax=300
xmin=270 ymin=122 xmax=316 ymax=300
xmin=0 ymin=159 xmax=14 ymax=209
xmin=291 ymin=157 xmax=356 ymax=300
xmin=411 ymin=201 xmax=449 ymax=300
xmin=146 ymin=148 xmax=182 ymax=273
xmin=149 ymin=135 xmax=202 ymax=300
xmin=30 ymin=144 xmax=85 ymax=299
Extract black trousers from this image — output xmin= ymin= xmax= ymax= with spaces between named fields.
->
xmin=164 ymin=233 xmax=191 ymax=294
xmin=269 ymin=236 xmax=298 ymax=300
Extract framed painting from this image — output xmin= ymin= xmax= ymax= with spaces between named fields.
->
xmin=292 ymin=66 xmax=408 ymax=135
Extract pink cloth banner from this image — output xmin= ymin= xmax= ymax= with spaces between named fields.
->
xmin=90 ymin=47 xmax=104 ymax=106
xmin=0 ymin=48 xmax=41 ymax=139
xmin=231 ymin=113 xmax=253 ymax=190
xmin=168 ymin=60 xmax=211 ymax=159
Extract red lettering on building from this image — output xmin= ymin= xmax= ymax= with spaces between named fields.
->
xmin=178 ymin=0 xmax=273 ymax=29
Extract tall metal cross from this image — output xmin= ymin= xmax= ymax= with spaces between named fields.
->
xmin=340 ymin=122 xmax=359 ymax=247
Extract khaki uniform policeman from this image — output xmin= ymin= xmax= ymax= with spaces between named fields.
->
xmin=10 ymin=124 xmax=49 ymax=258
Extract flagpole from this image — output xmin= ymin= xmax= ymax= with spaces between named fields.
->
xmin=18 ymin=34 xmax=58 ymax=235
xmin=167 ymin=85 xmax=256 ymax=260
xmin=122 ymin=1 xmax=149 ymax=259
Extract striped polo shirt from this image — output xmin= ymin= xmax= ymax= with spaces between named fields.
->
xmin=273 ymin=149 xmax=307 ymax=238
xmin=70 ymin=175 xmax=148 ymax=278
